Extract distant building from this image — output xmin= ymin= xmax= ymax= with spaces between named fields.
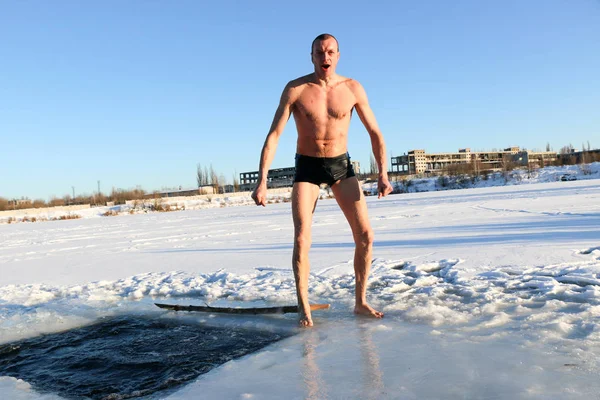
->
xmin=391 ymin=147 xmax=557 ymax=175
xmin=8 ymin=198 xmax=32 ymax=207
xmin=240 ymin=167 xmax=296 ymax=191
xmin=240 ymin=159 xmax=362 ymax=191
xmin=219 ymin=184 xmax=233 ymax=193
xmin=145 ymin=186 xmax=215 ymax=198
xmin=557 ymin=148 xmax=600 ymax=164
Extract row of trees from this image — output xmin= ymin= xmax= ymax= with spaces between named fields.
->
xmin=558 ymin=141 xmax=594 ymax=154
xmin=556 ymin=147 xmax=600 ymax=165
xmin=195 ymin=163 xmax=240 ymax=193
xmin=0 ymin=188 xmax=148 ymax=212
xmin=1 ymin=163 xmax=241 ymax=212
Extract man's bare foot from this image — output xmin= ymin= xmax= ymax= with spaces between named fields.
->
xmin=354 ymin=303 xmax=384 ymax=318
xmin=299 ymin=310 xmax=314 ymax=327
xmin=299 ymin=315 xmax=314 ymax=327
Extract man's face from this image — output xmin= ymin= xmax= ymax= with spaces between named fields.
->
xmin=311 ymin=38 xmax=339 ymax=77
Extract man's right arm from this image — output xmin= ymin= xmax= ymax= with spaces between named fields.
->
xmin=251 ymin=82 xmax=295 ymax=206
xmin=352 ymin=80 xmax=393 ymax=198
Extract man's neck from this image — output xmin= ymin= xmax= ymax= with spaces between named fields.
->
xmin=312 ymin=72 xmax=337 ymax=87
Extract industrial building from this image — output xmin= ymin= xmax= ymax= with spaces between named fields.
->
xmin=240 ymin=167 xmax=296 ymax=191
xmin=240 ymin=161 xmax=361 ymax=191
xmin=391 ymin=147 xmax=557 ymax=175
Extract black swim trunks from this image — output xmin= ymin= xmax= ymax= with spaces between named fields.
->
xmin=294 ymin=152 xmax=356 ymax=186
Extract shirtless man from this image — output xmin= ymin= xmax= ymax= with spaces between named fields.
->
xmin=251 ymin=33 xmax=393 ymax=327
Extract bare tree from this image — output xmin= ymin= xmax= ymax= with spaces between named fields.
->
xmin=210 ymin=164 xmax=219 ymax=192
xmin=526 ymin=159 xmax=538 ymax=178
xmin=49 ymin=197 xmax=65 ymax=207
xmin=581 ymin=147 xmax=589 ymax=164
xmin=369 ymin=154 xmax=377 ymax=177
xmin=557 ymin=145 xmax=576 ymax=166
xmin=233 ymin=173 xmax=240 ymax=192
xmin=447 ymin=163 xmax=473 ymax=176
xmin=559 ymin=145 xmax=573 ymax=155
xmin=196 ymin=163 xmax=205 ymax=188
xmin=500 ymin=154 xmax=516 ymax=182
xmin=94 ymin=192 xmax=107 ymax=206
xmin=468 ymin=155 xmax=483 ymax=177
xmin=219 ymin=173 xmax=227 ymax=192
xmin=204 ymin=166 xmax=210 ymax=186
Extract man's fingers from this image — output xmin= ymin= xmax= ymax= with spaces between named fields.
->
xmin=254 ymin=195 xmax=266 ymax=206
xmin=251 ymin=191 xmax=264 ymax=206
xmin=378 ymin=184 xmax=393 ymax=198
xmin=252 ymin=187 xmax=268 ymax=206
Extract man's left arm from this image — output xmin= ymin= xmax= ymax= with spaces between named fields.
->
xmin=353 ymin=81 xmax=393 ymax=198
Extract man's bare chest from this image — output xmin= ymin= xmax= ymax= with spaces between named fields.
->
xmin=293 ymin=86 xmax=356 ymax=122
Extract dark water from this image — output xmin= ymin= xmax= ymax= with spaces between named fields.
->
xmin=0 ymin=315 xmax=289 ymax=399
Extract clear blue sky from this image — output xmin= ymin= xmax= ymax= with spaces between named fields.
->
xmin=2 ymin=0 xmax=599 ymax=200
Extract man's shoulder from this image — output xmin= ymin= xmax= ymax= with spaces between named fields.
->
xmin=281 ymin=75 xmax=313 ymax=102
xmin=286 ymin=74 xmax=313 ymax=88
xmin=341 ymin=77 xmax=362 ymax=90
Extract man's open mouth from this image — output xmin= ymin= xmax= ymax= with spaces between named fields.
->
xmin=322 ymin=64 xmax=330 ymax=70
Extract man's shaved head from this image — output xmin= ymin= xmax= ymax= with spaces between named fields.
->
xmin=311 ymin=33 xmax=339 ymax=54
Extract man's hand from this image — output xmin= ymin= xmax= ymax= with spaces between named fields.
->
xmin=251 ymin=184 xmax=268 ymax=206
xmin=378 ymin=176 xmax=393 ymax=198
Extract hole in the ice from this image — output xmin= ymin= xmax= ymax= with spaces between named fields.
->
xmin=0 ymin=315 xmax=290 ymax=399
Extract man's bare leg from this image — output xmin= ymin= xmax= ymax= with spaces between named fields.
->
xmin=292 ymin=182 xmax=320 ymax=327
xmin=331 ymin=177 xmax=383 ymax=318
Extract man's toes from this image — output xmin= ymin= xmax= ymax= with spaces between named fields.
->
xmin=354 ymin=305 xmax=384 ymax=319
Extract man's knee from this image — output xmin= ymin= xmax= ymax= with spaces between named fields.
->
xmin=354 ymin=228 xmax=374 ymax=249
xmin=294 ymin=232 xmax=312 ymax=251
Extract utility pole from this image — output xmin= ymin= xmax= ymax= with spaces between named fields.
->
xmin=97 ymin=180 xmax=101 ymax=195
xmin=72 ymin=186 xmax=75 ymax=205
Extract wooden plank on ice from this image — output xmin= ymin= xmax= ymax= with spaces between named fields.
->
xmin=154 ymin=303 xmax=330 ymax=315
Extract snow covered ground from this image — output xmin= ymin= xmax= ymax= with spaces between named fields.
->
xmin=1 ymin=164 xmax=600 ymax=399
xmin=2 ymin=162 xmax=598 ymax=224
